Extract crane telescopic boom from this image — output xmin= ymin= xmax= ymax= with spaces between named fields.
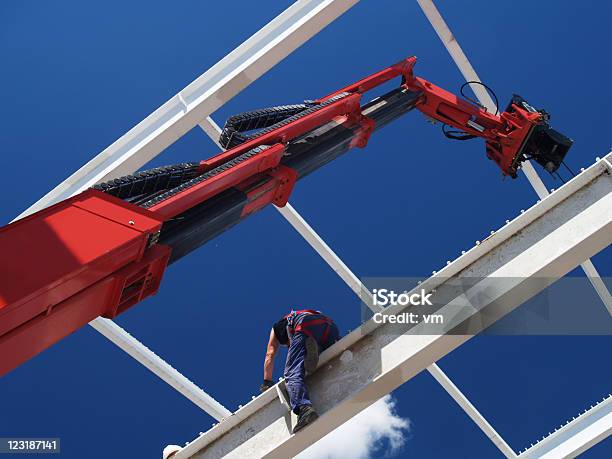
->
xmin=0 ymin=56 xmax=572 ymax=375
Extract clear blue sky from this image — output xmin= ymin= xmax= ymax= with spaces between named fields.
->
xmin=0 ymin=1 xmax=610 ymax=457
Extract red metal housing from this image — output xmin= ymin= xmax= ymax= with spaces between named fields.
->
xmin=0 ymin=190 xmax=170 ymax=375
xmin=403 ymin=70 xmax=549 ymax=177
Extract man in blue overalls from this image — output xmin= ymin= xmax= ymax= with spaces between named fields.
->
xmin=261 ymin=309 xmax=340 ymax=433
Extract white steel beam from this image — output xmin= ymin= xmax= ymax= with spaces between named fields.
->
xmin=198 ymin=116 xmax=224 ymax=146
xmin=172 ymin=154 xmax=612 ymax=458
xmin=199 ymin=117 xmax=224 ymax=149
xmin=415 ymin=0 xmax=611 ymax=316
xmin=17 ymin=0 xmax=359 ymax=220
xmin=427 ymin=364 xmax=517 ymax=458
xmin=90 ymin=318 xmax=231 ymax=421
xmin=275 ymin=203 xmax=380 ymax=312
xmin=518 ymin=395 xmax=611 ymax=459
xmin=579 ymin=259 xmax=612 ymax=315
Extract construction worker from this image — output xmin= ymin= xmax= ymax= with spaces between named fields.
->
xmin=261 ymin=309 xmax=340 ymax=433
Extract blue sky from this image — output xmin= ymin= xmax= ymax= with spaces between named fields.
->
xmin=0 ymin=1 xmax=610 ymax=457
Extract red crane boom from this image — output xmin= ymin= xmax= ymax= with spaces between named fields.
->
xmin=0 ymin=56 xmax=572 ymax=375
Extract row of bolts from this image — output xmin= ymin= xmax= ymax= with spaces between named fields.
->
xmin=517 ymin=393 xmax=612 ymax=454
xmin=429 ymin=163 xmax=597 ymax=276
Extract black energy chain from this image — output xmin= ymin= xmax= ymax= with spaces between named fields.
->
xmin=140 ymin=145 xmax=270 ymax=209
xmin=219 ymin=92 xmax=349 ymax=149
xmin=92 ymin=163 xmax=200 ymax=200
xmin=95 ymin=92 xmax=350 ymax=209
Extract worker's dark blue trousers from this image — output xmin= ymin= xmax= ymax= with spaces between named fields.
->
xmin=284 ymin=318 xmax=339 ymax=414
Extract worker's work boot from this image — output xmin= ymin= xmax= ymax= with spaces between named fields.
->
xmin=304 ymin=336 xmax=319 ymax=374
xmin=293 ymin=405 xmax=318 ymax=434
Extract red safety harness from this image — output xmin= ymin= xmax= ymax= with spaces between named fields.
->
xmin=285 ymin=309 xmax=335 ymax=345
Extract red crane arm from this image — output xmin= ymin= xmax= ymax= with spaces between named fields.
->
xmin=0 ymin=56 xmax=571 ymax=375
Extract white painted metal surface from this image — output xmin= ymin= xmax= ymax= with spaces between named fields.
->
xmin=17 ymin=0 xmax=358 ymax=220
xmin=173 ymin=154 xmax=612 ymax=458
xmin=198 ymin=117 xmax=224 ymax=147
xmin=90 ymin=318 xmax=231 ymax=421
xmin=427 ymin=363 xmax=517 ymax=458
xmin=415 ymin=0 xmax=611 ymax=316
xmin=518 ymin=395 xmax=611 ymax=459
xmin=579 ymin=259 xmax=612 ymax=315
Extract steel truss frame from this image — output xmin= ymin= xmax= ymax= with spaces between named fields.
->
xmin=10 ymin=0 xmax=611 ymax=456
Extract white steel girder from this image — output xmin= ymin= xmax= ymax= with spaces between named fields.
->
xmin=427 ymin=363 xmax=517 ymax=458
xmin=89 ymin=319 xmax=231 ymax=421
xmin=172 ymin=154 xmax=612 ymax=458
xmin=517 ymin=395 xmax=611 ymax=459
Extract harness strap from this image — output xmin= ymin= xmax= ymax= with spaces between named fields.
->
xmin=284 ymin=309 xmax=321 ymax=330
xmin=321 ymin=323 xmax=331 ymax=344
xmin=293 ymin=317 xmax=331 ymax=332
xmin=294 ymin=316 xmax=334 ymax=345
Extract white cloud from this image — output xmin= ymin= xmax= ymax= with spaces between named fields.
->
xmin=297 ymin=395 xmax=411 ymax=459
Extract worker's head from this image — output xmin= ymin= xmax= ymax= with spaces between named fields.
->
xmin=273 ymin=317 xmax=289 ymax=346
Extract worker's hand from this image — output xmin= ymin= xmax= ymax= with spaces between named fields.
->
xmin=260 ymin=379 xmax=274 ymax=393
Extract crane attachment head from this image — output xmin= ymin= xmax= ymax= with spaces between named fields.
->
xmin=402 ymin=58 xmax=573 ymax=178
